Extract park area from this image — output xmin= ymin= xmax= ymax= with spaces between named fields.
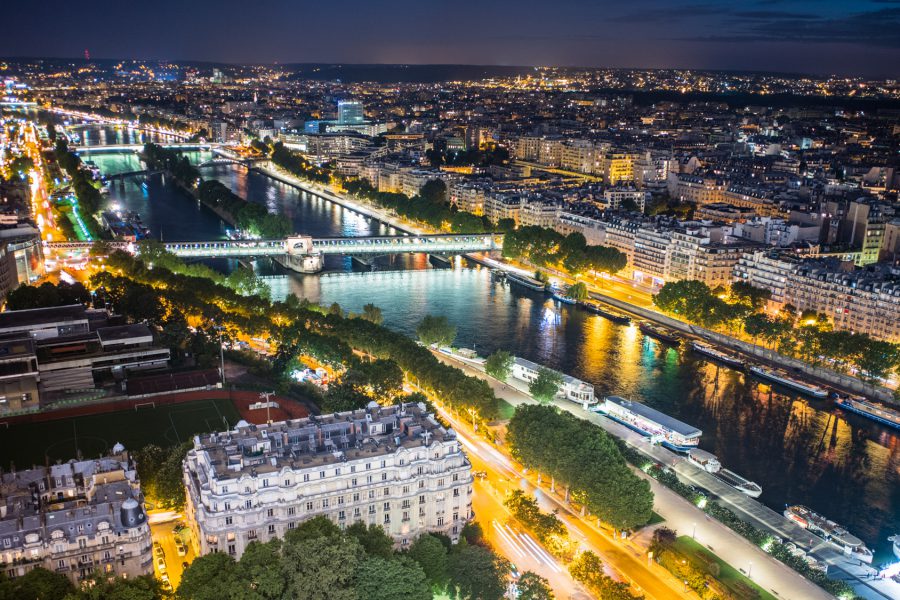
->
xmin=0 ymin=398 xmax=241 ymax=469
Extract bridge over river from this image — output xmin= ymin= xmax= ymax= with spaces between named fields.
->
xmin=47 ymin=233 xmax=503 ymax=273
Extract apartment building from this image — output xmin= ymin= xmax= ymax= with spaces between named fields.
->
xmin=484 ymin=194 xmax=524 ymax=225
xmin=0 ymin=449 xmax=152 ymax=584
xmin=519 ymin=200 xmax=560 ymax=228
xmin=555 ymin=212 xmax=607 ymax=246
xmin=183 ymin=402 xmax=473 ymax=560
xmin=602 ymin=187 xmax=649 ymax=212
xmin=598 ymin=152 xmax=638 ymax=185
xmin=732 ymin=250 xmax=801 ymax=305
xmin=632 ymin=227 xmax=672 ymax=286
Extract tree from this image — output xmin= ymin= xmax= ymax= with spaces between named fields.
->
xmin=565 ymin=282 xmax=588 ymax=301
xmin=495 ymin=218 xmax=516 ymax=233
xmin=353 ymin=556 xmax=431 ymax=600
xmin=4 ymin=567 xmax=75 ymax=600
xmin=178 ymin=552 xmax=245 ymax=600
xmin=89 ymin=239 xmax=113 ymax=257
xmin=420 ymin=179 xmax=448 ymax=205
xmin=484 ymin=350 xmax=514 ymax=381
xmin=407 ymin=533 xmax=449 ymax=590
xmin=346 ymin=522 xmax=394 ymax=558
xmin=517 ymin=572 xmax=554 ymax=600
xmin=529 ymin=367 xmax=563 ymax=403
xmin=447 ymin=543 xmax=510 ymax=600
xmin=280 ymin=532 xmax=363 ymax=600
xmin=361 ymin=303 xmax=384 ymax=325
xmin=68 ymin=573 xmax=164 ymax=600
xmin=237 ymin=540 xmax=286 ymax=600
xmin=416 ymin=315 xmax=457 ymax=347
xmin=620 ymin=198 xmax=640 ymax=213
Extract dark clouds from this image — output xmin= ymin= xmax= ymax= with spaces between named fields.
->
xmin=0 ymin=0 xmax=898 ymax=76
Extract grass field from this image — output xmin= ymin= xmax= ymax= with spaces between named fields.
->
xmin=0 ymin=399 xmax=241 ymax=469
xmin=674 ymin=536 xmax=778 ymax=600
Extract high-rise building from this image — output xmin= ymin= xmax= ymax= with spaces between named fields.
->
xmin=337 ymin=100 xmax=364 ymax=125
xmin=184 ymin=402 xmax=473 ymax=559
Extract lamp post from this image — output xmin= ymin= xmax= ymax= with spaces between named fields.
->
xmin=215 ymin=326 xmax=226 ymax=386
xmin=692 ymin=522 xmax=697 ymax=540
xmin=467 ymin=407 xmax=477 ymax=431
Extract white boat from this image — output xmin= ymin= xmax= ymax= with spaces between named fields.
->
xmin=749 ymin=365 xmax=828 ymax=398
xmin=784 ymin=505 xmax=873 ymax=564
xmin=687 ymin=449 xmax=721 ymax=473
xmin=712 ymin=468 xmax=763 ymax=498
xmin=836 ymin=396 xmax=900 ymax=431
xmin=596 ymin=396 xmax=701 ymax=452
xmin=511 ymin=357 xmax=596 ymax=406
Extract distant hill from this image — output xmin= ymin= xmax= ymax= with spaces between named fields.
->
xmin=280 ymin=63 xmax=536 ymax=83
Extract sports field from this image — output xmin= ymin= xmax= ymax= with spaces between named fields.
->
xmin=0 ymin=398 xmax=241 ymax=469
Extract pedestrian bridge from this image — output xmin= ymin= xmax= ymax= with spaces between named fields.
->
xmin=72 ymin=143 xmax=221 ymax=152
xmin=47 ymin=233 xmax=503 ymax=260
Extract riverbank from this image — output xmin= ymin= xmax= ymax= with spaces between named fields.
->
xmin=434 ymin=350 xmax=896 ymax=600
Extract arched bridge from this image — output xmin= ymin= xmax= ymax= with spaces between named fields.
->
xmin=46 ymin=234 xmax=503 ymax=268
xmin=72 ymin=143 xmax=221 ymax=153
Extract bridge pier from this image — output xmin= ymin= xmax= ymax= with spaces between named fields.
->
xmin=428 ymin=254 xmax=452 ymax=268
xmin=276 ymin=253 xmax=323 ymax=274
xmin=349 ymin=255 xmax=374 ymax=270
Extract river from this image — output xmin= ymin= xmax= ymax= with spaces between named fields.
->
xmin=79 ymin=129 xmax=900 ymax=561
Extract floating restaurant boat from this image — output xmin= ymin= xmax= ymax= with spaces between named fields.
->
xmin=712 ymin=468 xmax=763 ymax=498
xmin=748 ymin=365 xmax=828 ymax=398
xmin=578 ymin=300 xmax=631 ymax=324
xmin=506 ymin=272 xmax=547 ymax=292
xmin=550 ymin=286 xmax=577 ymax=305
xmin=511 ymin=357 xmax=597 ymax=406
xmin=691 ymin=342 xmax=745 ymax=370
xmin=835 ymin=396 xmax=900 ymax=431
xmin=784 ymin=505 xmax=873 ymax=563
xmin=638 ymin=322 xmax=680 ymax=345
xmin=596 ymin=395 xmax=700 ymax=452
xmin=687 ymin=448 xmax=721 ymax=473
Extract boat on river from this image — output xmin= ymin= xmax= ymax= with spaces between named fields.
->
xmin=639 ymin=322 xmax=680 ymax=345
xmin=596 ymin=395 xmax=700 ymax=452
xmin=784 ymin=505 xmax=873 ymax=563
xmin=712 ymin=468 xmax=763 ymax=498
xmin=691 ymin=342 xmax=745 ymax=370
xmin=836 ymin=396 xmax=900 ymax=430
xmin=506 ymin=272 xmax=547 ymax=292
xmin=687 ymin=449 xmax=721 ymax=473
xmin=748 ymin=365 xmax=828 ymax=398
xmin=578 ymin=300 xmax=631 ymax=324
xmin=550 ymin=286 xmax=577 ymax=305
xmin=888 ymin=534 xmax=900 ymax=560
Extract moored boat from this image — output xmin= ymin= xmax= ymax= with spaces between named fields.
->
xmin=749 ymin=365 xmax=828 ymax=398
xmin=712 ymin=468 xmax=763 ymax=498
xmin=888 ymin=533 xmax=900 ymax=560
xmin=784 ymin=505 xmax=873 ymax=563
xmin=687 ymin=448 xmax=721 ymax=473
xmin=639 ymin=322 xmax=680 ymax=345
xmin=596 ymin=395 xmax=700 ymax=452
xmin=836 ymin=396 xmax=900 ymax=431
xmin=691 ymin=342 xmax=745 ymax=369
xmin=579 ymin=300 xmax=631 ymax=324
xmin=506 ymin=272 xmax=547 ymax=292
xmin=550 ymin=287 xmax=577 ymax=305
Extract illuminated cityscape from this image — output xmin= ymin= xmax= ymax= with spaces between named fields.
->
xmin=0 ymin=2 xmax=899 ymax=599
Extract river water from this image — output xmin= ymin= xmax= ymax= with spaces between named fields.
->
xmin=80 ymin=128 xmax=900 ymax=561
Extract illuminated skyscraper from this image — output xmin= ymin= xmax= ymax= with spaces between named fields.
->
xmin=337 ymin=100 xmax=364 ymax=124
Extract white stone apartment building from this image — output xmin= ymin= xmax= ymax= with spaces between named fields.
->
xmin=0 ymin=450 xmax=152 ymax=584
xmin=183 ymin=403 xmax=473 ymax=560
xmin=555 ymin=213 xmax=608 ymax=246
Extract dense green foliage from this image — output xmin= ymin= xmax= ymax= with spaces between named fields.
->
xmin=569 ymin=550 xmax=643 ymax=600
xmin=141 ymin=143 xmax=199 ymax=188
xmin=528 ymin=367 xmax=564 ymax=403
xmin=197 ymin=180 xmax=292 ymax=238
xmin=516 ymin=571 xmax=555 ymax=600
xmin=53 ymin=140 xmax=102 ymax=235
xmin=416 ymin=314 xmax=458 ymax=347
xmin=504 ymin=490 xmax=571 ymax=559
xmin=343 ymin=177 xmax=491 ymax=233
xmin=507 ymin=405 xmax=653 ymax=530
xmin=133 ymin=442 xmax=192 ymax=510
xmin=653 ymin=280 xmax=900 ymax=380
xmin=177 ymin=517 xmax=507 ymax=600
xmin=0 ymin=568 xmax=164 ymax=600
xmin=271 ymin=142 xmax=331 ymax=184
xmin=5 ymin=281 xmax=90 ymax=310
xmin=565 ymin=282 xmax=588 ymax=300
xmin=502 ymin=227 xmax=626 ymax=275
xmin=484 ymin=349 xmax=514 ymax=381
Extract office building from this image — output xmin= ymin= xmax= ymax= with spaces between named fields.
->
xmin=337 ymin=100 xmax=364 ymax=125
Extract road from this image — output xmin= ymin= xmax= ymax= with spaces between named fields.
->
xmin=149 ymin=515 xmax=197 ymax=591
xmin=435 ymin=389 xmax=698 ymax=600
xmin=434 ymin=351 xmax=838 ymax=600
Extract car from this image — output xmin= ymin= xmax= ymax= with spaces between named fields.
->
xmin=160 ymin=574 xmax=173 ymax=593
xmin=182 ymin=561 xmax=190 ymax=570
xmin=153 ymin=543 xmax=165 ymax=558
xmin=156 ymin=556 xmax=166 ymax=573
xmin=175 ymin=542 xmax=187 ymax=557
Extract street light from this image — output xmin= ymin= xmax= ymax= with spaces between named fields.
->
xmin=692 ymin=522 xmax=696 ymax=540
xmin=748 ymin=561 xmax=753 ymax=577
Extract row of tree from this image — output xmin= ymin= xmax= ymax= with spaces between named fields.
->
xmin=54 ymin=139 xmax=102 ymax=233
xmin=502 ymin=227 xmax=627 ymax=276
xmin=132 ymin=442 xmax=192 ymax=510
xmin=653 ymin=279 xmax=900 ymax=380
xmin=270 ymin=141 xmax=331 ymax=184
xmin=0 ymin=568 xmax=163 ymax=600
xmin=507 ymin=405 xmax=654 ymax=530
xmin=177 ymin=516 xmax=530 ymax=600
xmin=196 ymin=180 xmax=293 ymax=239
xmin=141 ymin=143 xmax=200 ymax=188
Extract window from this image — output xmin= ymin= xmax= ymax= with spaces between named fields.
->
xmin=228 ymin=544 xmax=236 ymax=555
xmin=248 ymin=530 xmax=257 ymax=539
xmin=453 ymin=511 xmax=459 ymax=521
xmin=338 ymin=511 xmax=346 ymax=520
xmin=418 ymin=481 xmax=425 ymax=489
xmin=383 ymin=502 xmax=390 ymax=511
xmin=437 ymin=517 xmax=444 ymax=527
xmin=268 ymin=524 xmax=276 ymax=534
xmin=322 ymin=499 xmax=329 ymax=509
xmin=438 ymin=479 xmax=444 ymax=487
xmin=245 ymin=486 xmax=251 ymax=493
xmin=366 ymin=463 xmax=371 ymax=470
xmin=381 ymin=473 xmax=387 ymax=481
xmin=245 ymin=500 xmax=252 ymax=509
xmin=368 ymin=505 xmax=376 ymax=515
xmin=288 ymin=522 xmax=296 ymax=529
xmin=417 ymin=466 xmax=423 ymax=475
xmin=452 ymin=474 xmax=459 ymax=482
xmin=288 ymin=507 xmax=295 ymax=516
xmin=453 ymin=489 xmax=460 ymax=497
xmin=402 ymin=500 xmax=410 ymax=509
xmin=262 ymin=479 xmax=269 ymax=488
xmin=350 ymin=465 xmax=356 ymax=473
xmin=335 ymin=468 xmax=341 ymax=476
xmin=419 ymin=495 xmax=426 ymax=505
xmin=225 ymin=516 xmax=233 ymax=526
xmin=384 ymin=514 xmax=390 ymax=524
xmin=284 ymin=479 xmax=291 ymax=487
xmin=402 ymin=511 xmax=410 ymax=522
xmin=225 ymin=502 xmax=231 ymax=511
xmin=354 ymin=508 xmax=361 ymax=518
xmin=419 ymin=507 xmax=426 ymax=517
xmin=267 ymin=508 xmax=274 ymax=517
xmin=352 ymin=493 xmax=359 ymax=502
xmin=368 ymin=490 xmax=375 ymax=499
xmin=402 ymin=485 xmax=409 ymax=494
xmin=306 ymin=502 xmax=314 ymax=511
xmin=304 ymin=474 xmax=310 ymax=482
xmin=366 ymin=475 xmax=373 ymax=484
xmin=338 ymin=496 xmax=344 ymax=505
xmin=351 ymin=478 xmax=357 ymax=486
xmin=380 ymin=460 xmax=386 ymax=468
xmin=383 ymin=488 xmax=390 ymax=496
xmin=319 ymin=471 xmax=325 ymax=479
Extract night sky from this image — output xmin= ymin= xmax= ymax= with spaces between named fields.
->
xmin=3 ymin=0 xmax=899 ymax=77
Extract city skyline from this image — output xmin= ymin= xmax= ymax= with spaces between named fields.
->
xmin=2 ymin=0 xmax=900 ymax=77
